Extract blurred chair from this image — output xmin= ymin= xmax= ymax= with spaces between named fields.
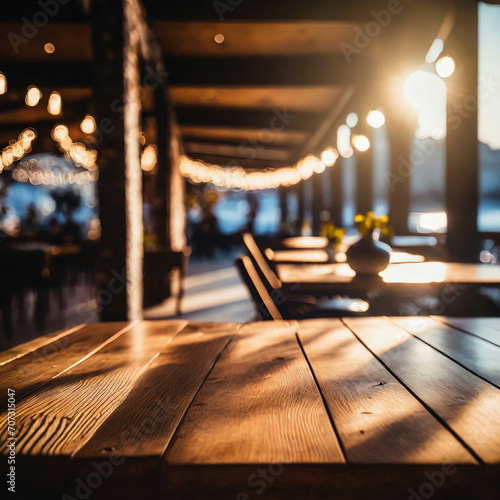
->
xmin=235 ymin=256 xmax=369 ymax=321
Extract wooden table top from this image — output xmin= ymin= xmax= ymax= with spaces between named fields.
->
xmin=277 ymin=262 xmax=500 ymax=293
xmin=267 ymin=247 xmax=425 ymax=264
xmin=2 ymin=318 xmax=499 ymax=499
xmin=280 ymin=235 xmax=438 ymax=250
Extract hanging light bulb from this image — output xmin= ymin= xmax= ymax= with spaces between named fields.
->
xmin=352 ymin=134 xmax=370 ymax=152
xmin=47 ymin=91 xmax=62 ymax=115
xmin=141 ymin=145 xmax=157 ymax=172
xmin=25 ymin=86 xmax=42 ymax=106
xmin=0 ymin=72 xmax=7 ymax=95
xmin=80 ymin=115 xmax=97 ymax=134
xmin=321 ymin=148 xmax=339 ymax=167
xmin=366 ymin=109 xmax=385 ymax=128
xmin=436 ymin=56 xmax=456 ymax=78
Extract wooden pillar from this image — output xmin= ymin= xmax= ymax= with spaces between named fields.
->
xmin=330 ymin=159 xmax=343 ymax=226
xmin=355 ymin=147 xmax=373 ymax=215
xmin=154 ymin=85 xmax=171 ymax=249
xmin=92 ymin=0 xmax=127 ymax=321
xmin=445 ymin=0 xmax=479 ymax=262
xmin=312 ymin=172 xmax=324 ymax=235
xmin=92 ymin=0 xmax=143 ymax=320
xmin=386 ymin=104 xmax=414 ymax=235
xmin=294 ymin=182 xmax=305 ymax=234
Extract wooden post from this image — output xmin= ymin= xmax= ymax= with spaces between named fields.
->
xmin=154 ymin=85 xmax=172 ymax=248
xmin=312 ymin=172 xmax=324 ymax=235
xmin=355 ymin=147 xmax=373 ymax=215
xmin=445 ymin=0 xmax=479 ymax=262
xmin=386 ymin=104 xmax=414 ymax=235
xmin=92 ymin=0 xmax=144 ymax=320
xmin=279 ymin=186 xmax=288 ymax=229
xmin=92 ymin=0 xmax=128 ymax=321
xmin=330 ymin=159 xmax=343 ymax=226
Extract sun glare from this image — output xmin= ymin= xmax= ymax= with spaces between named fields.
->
xmin=404 ymin=70 xmax=446 ymax=139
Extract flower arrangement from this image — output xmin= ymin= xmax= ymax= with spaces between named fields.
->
xmin=354 ymin=212 xmax=393 ymax=241
xmin=320 ymin=222 xmax=345 ymax=244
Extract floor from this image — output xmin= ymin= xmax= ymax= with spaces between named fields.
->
xmin=0 ymin=252 xmax=254 ymax=350
xmin=144 ymin=252 xmax=255 ymax=323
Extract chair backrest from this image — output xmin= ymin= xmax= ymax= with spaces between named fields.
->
xmin=242 ymin=233 xmax=282 ymax=291
xmin=235 ymin=256 xmax=282 ymax=321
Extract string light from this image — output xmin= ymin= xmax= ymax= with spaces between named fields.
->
xmin=47 ymin=91 xmax=62 ymax=115
xmin=436 ymin=55 xmax=456 ymax=78
xmin=366 ymin=109 xmax=385 ymax=128
xmin=352 ymin=134 xmax=370 ymax=152
xmin=0 ymin=129 xmax=37 ymax=172
xmin=25 ymin=86 xmax=42 ymax=106
xmin=0 ymin=72 xmax=7 ymax=95
xmin=44 ymin=43 xmax=55 ymax=54
xmin=51 ymin=124 xmax=98 ymax=170
xmin=346 ymin=112 xmax=358 ymax=128
xmin=80 ymin=115 xmax=97 ymax=134
xmin=13 ymin=162 xmax=98 ymax=186
xmin=141 ymin=145 xmax=157 ymax=172
xmin=179 ymin=153 xmax=327 ymax=191
xmin=320 ymin=148 xmax=339 ymax=167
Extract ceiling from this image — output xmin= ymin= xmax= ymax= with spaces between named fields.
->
xmin=0 ymin=0 xmax=456 ymax=168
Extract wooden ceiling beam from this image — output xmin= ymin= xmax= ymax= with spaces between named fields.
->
xmin=165 ymin=56 xmax=370 ymax=86
xmin=184 ymin=141 xmax=291 ymax=162
xmin=142 ymin=0 xmax=383 ymax=22
xmin=187 ymin=153 xmax=288 ymax=170
xmin=1 ymin=62 xmax=93 ymax=89
xmin=173 ymin=106 xmax=321 ymax=131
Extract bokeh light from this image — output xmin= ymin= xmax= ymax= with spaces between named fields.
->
xmin=436 ymin=56 xmax=456 ymax=78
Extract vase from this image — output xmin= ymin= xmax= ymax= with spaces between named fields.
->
xmin=346 ymin=229 xmax=392 ymax=276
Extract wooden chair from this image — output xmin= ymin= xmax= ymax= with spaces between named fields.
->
xmin=242 ymin=233 xmax=282 ymax=292
xmin=236 ymin=256 xmax=369 ymax=320
xmin=235 ymin=256 xmax=283 ymax=321
xmin=242 ymin=233 xmax=369 ymax=316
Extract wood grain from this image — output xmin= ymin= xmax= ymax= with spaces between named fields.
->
xmin=390 ymin=317 xmax=500 ymax=388
xmin=0 ymin=324 xmax=85 ymax=366
xmin=0 ymin=322 xmax=129 ymax=409
xmin=164 ymin=321 xmax=344 ymax=468
xmin=432 ymin=316 xmax=500 ymax=348
xmin=72 ymin=322 xmax=239 ymax=479
xmin=343 ymin=317 xmax=500 ymax=464
xmin=0 ymin=320 xmax=187 ymax=458
xmin=296 ymin=318 xmax=476 ymax=464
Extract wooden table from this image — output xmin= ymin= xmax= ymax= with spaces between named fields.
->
xmin=277 ymin=261 xmax=500 ymax=295
xmin=266 ymin=247 xmax=425 ymax=264
xmin=1 ymin=318 xmax=499 ymax=499
xmin=279 ymin=235 xmax=438 ymax=250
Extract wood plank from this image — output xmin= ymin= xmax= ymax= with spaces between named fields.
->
xmin=0 ymin=320 xmax=187 ymax=458
xmin=432 ymin=317 xmax=500 ymax=348
xmin=164 ymin=321 xmax=344 ymax=470
xmin=390 ymin=317 xmax=500 ymax=388
xmin=0 ymin=323 xmax=130 ymax=409
xmin=343 ymin=317 xmax=500 ymax=464
xmin=296 ymin=318 xmax=476 ymax=464
xmin=71 ymin=322 xmax=239 ymax=482
xmin=0 ymin=324 xmax=85 ymax=366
